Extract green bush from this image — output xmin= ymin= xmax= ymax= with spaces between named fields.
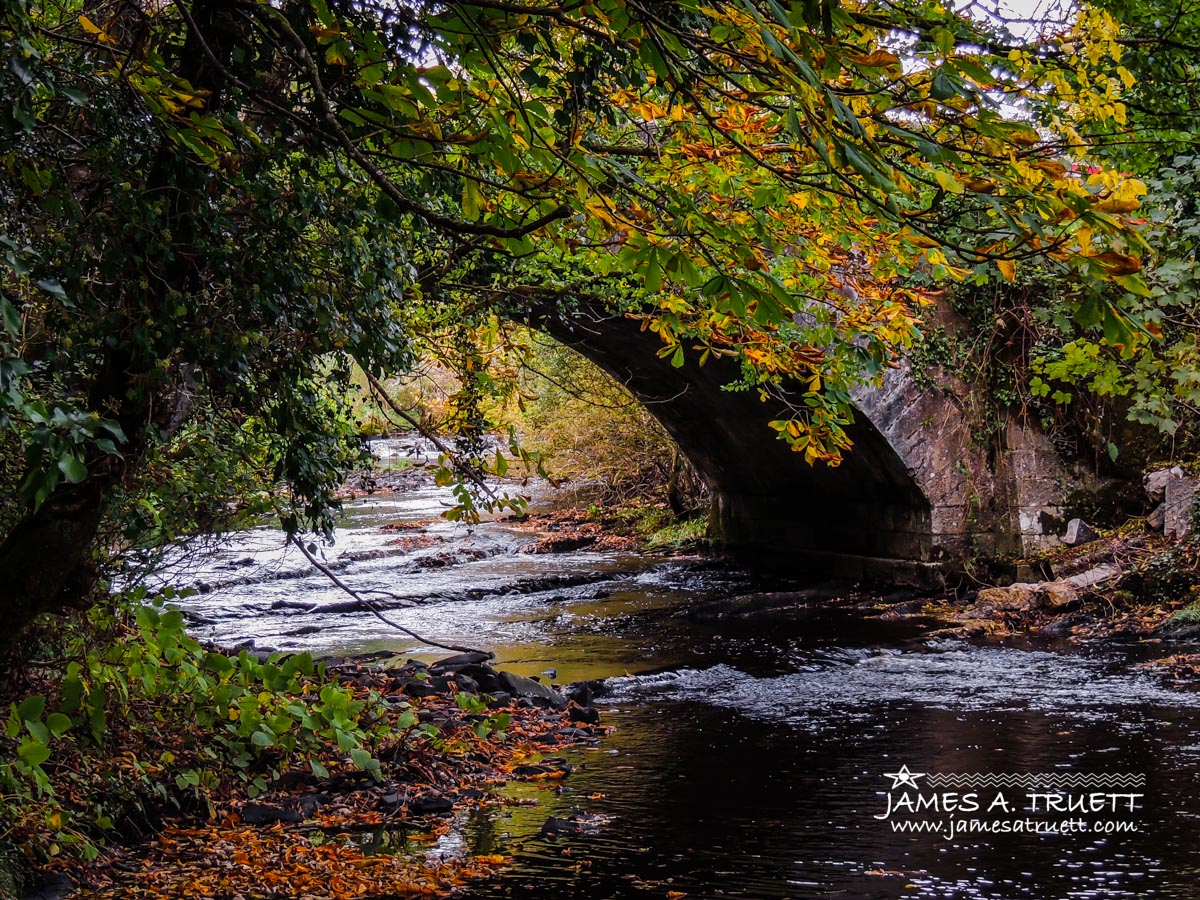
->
xmin=0 ymin=590 xmax=414 ymax=867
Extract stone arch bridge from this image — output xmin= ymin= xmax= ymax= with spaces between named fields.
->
xmin=535 ymin=304 xmax=1092 ymax=584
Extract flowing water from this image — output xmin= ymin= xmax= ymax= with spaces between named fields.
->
xmin=168 ymin=442 xmax=1200 ymax=899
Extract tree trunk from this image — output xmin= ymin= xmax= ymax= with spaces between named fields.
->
xmin=0 ymin=482 xmax=109 ymax=646
xmin=0 ymin=0 xmax=233 ymax=655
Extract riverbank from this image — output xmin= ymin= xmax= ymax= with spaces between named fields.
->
xmin=3 ymin=623 xmax=607 ymax=899
xmin=829 ymin=485 xmax=1200 ymax=681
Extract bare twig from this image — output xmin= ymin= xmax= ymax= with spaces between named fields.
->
xmin=287 ymin=534 xmax=489 ymax=656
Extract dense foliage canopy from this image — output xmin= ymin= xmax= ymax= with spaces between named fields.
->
xmin=0 ymin=0 xmax=1154 ymax=638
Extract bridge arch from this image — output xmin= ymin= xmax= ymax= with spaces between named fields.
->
xmin=533 ymin=305 xmax=1085 ymax=583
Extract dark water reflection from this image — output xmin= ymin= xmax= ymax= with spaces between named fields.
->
xmin=447 ymin=606 xmax=1200 ymax=900
xmin=458 ymin=700 xmax=1196 ymax=899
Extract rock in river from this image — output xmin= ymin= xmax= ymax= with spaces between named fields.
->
xmin=499 ymin=672 xmax=568 ymax=710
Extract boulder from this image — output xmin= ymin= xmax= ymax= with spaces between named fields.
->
xmin=455 ymin=663 xmax=501 ymax=693
xmin=1062 ymin=518 xmax=1099 ymax=547
xmin=1164 ymin=478 xmax=1200 ymax=539
xmin=429 ymin=650 xmax=494 ymax=671
xmin=398 ymin=679 xmax=438 ymax=699
xmin=568 ymin=704 xmax=601 ymax=725
xmin=1041 ymin=581 xmax=1080 ymax=610
xmin=1145 ymin=466 xmax=1185 ymax=504
xmin=566 ymin=680 xmax=609 ymax=707
xmin=450 ymin=673 xmax=479 ymax=694
xmin=297 ymin=792 xmax=331 ymax=817
xmin=1065 ymin=564 xmax=1120 ymax=590
xmin=499 ymin=672 xmax=568 ymax=709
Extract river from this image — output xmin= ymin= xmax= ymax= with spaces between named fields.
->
xmin=163 ymin=442 xmax=1200 ymax=899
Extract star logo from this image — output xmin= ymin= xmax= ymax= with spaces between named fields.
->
xmin=883 ymin=765 xmax=925 ymax=790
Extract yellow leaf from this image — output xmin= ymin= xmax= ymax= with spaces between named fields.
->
xmin=1092 ymin=196 xmax=1140 ymax=214
xmin=964 ymin=178 xmax=997 ymax=194
xmin=1007 ymin=128 xmax=1042 ymax=147
xmin=903 ymin=230 xmax=940 ymax=248
xmin=1032 ymin=159 xmax=1067 ymax=179
xmin=934 ymin=170 xmax=963 ymax=194
xmin=79 ymin=14 xmax=101 ymax=33
xmin=996 ymin=257 xmax=1016 ymax=282
xmin=1076 ymin=225 xmax=1093 ymax=255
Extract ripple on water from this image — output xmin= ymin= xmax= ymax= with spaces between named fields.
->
xmin=603 ymin=645 xmax=1200 ymax=729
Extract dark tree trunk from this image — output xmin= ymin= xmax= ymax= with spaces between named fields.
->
xmin=0 ymin=482 xmax=109 ymax=642
xmin=0 ymin=0 xmax=234 ymax=655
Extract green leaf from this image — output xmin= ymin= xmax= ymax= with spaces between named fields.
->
xmin=930 ymin=70 xmax=960 ymax=100
xmin=46 ymin=713 xmax=72 ymax=737
xmin=35 ymin=279 xmax=67 ymax=302
xmin=841 ymin=143 xmax=895 ymax=193
xmin=954 ymin=57 xmax=996 ymax=86
xmin=1 ymin=296 xmax=20 ymax=336
xmin=931 ymin=26 xmax=955 ymax=56
xmin=18 ymin=741 xmax=51 ymax=768
xmin=17 ymin=695 xmax=46 ymax=722
xmin=58 ymin=454 xmax=87 ymax=483
xmin=643 ymin=249 xmax=662 ymax=293
xmin=26 ymin=719 xmax=50 ymax=745
xmin=350 ymin=748 xmax=373 ymax=770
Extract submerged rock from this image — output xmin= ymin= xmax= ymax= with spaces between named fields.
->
xmin=409 ymin=794 xmax=454 ymax=815
xmin=539 ymin=816 xmax=584 ymax=837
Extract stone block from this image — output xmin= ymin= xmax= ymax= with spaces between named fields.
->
xmin=1042 ymin=581 xmax=1080 ymax=609
xmin=1147 ymin=503 xmax=1165 ymax=532
xmin=1145 ymin=466 xmax=1185 ymax=504
xmin=1164 ymin=478 xmax=1200 ymax=539
xmin=1063 ymin=518 xmax=1098 ymax=547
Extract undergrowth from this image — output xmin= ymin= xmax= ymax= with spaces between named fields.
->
xmin=0 ymin=591 xmax=418 ymax=877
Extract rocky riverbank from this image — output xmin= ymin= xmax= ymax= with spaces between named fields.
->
xmin=29 ymin=647 xmax=608 ymax=900
xmin=923 ymin=467 xmax=1199 ymax=647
